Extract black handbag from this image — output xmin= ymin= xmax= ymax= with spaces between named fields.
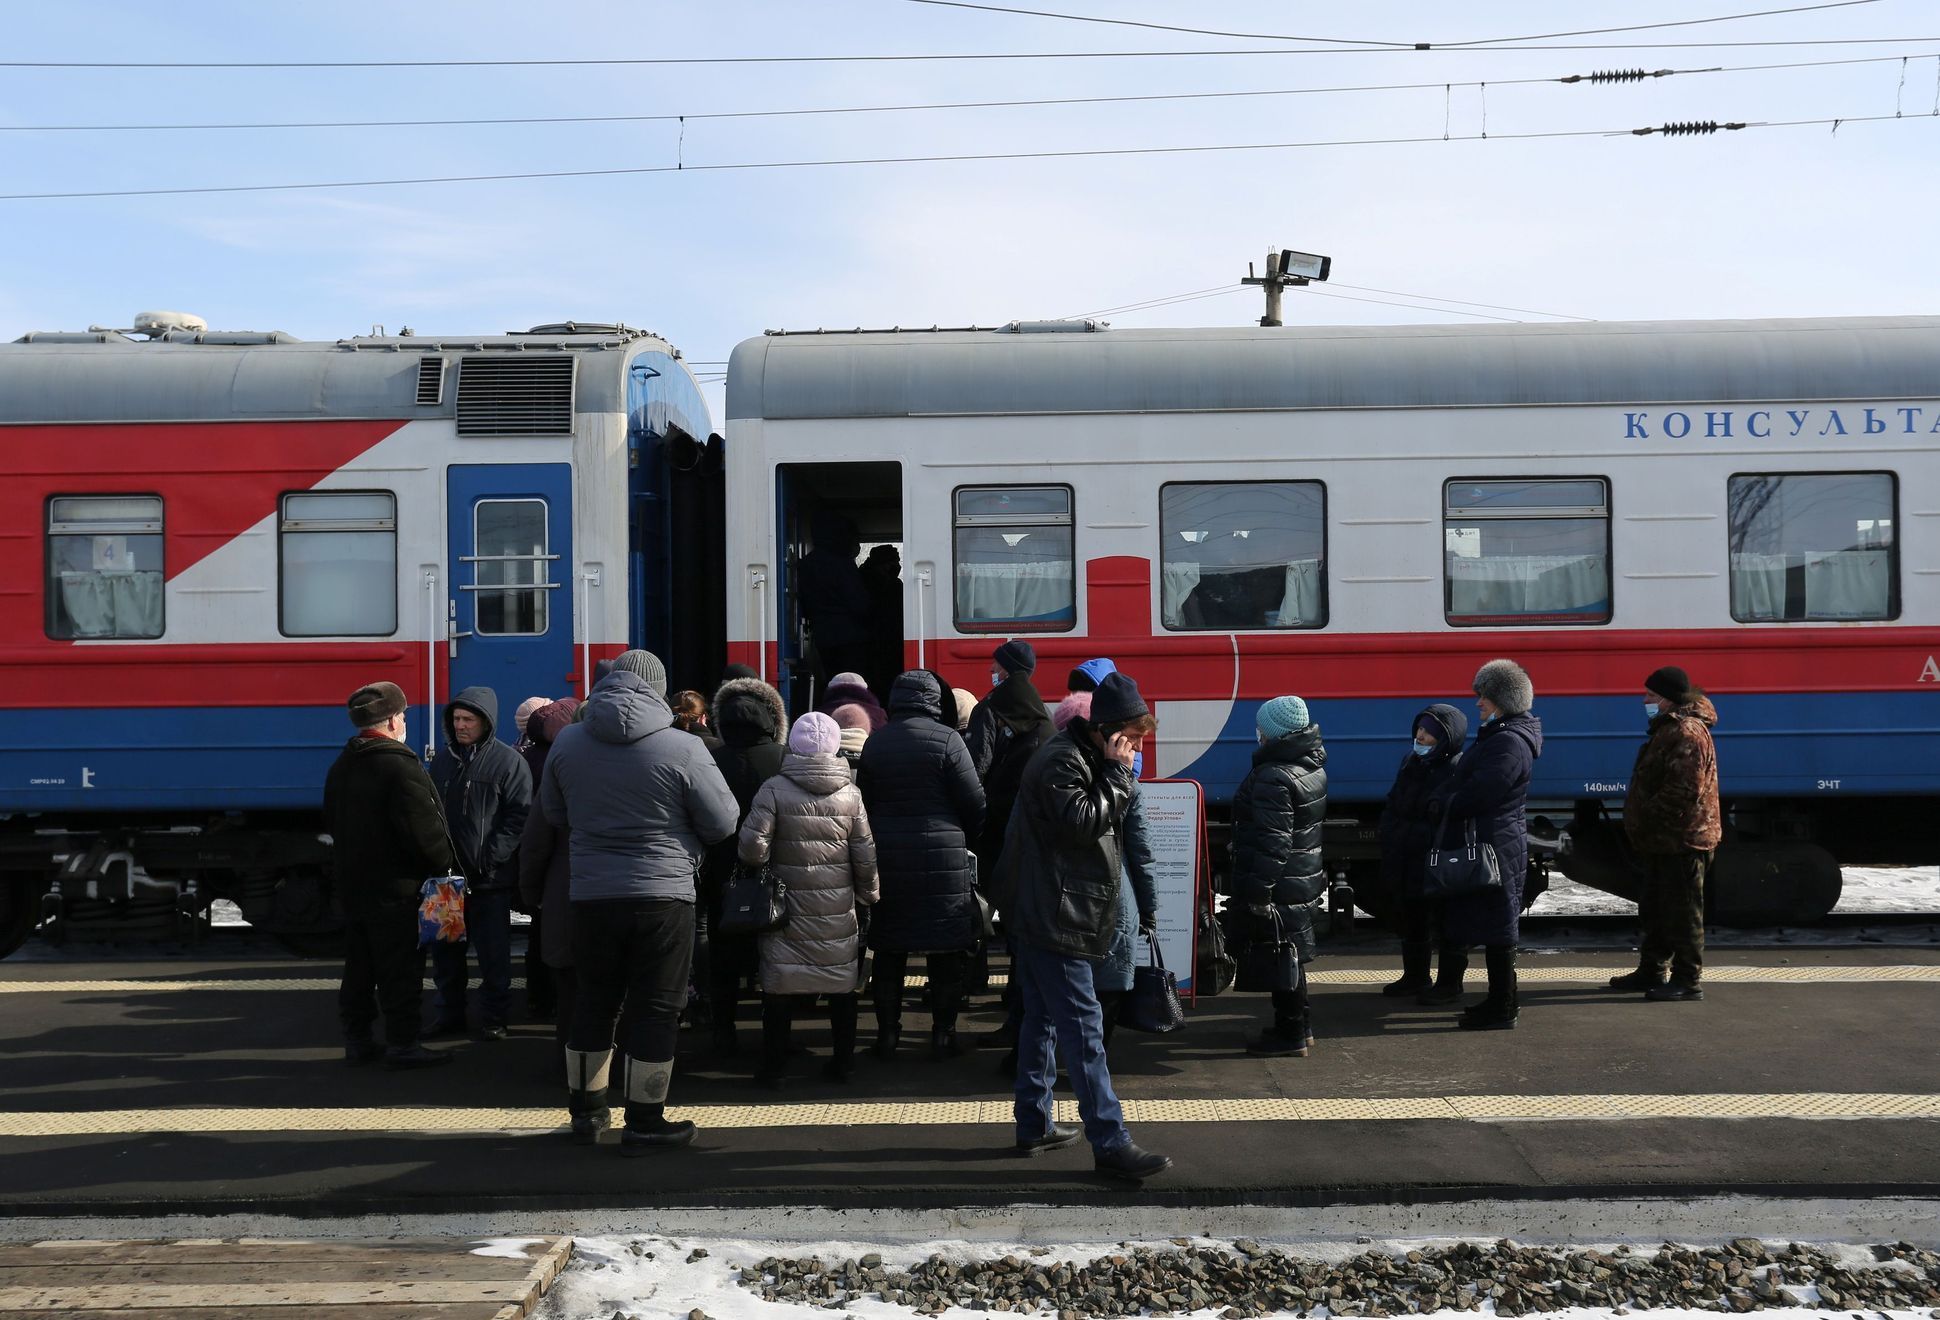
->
xmin=1196 ymin=898 xmax=1236 ymax=997
xmin=715 ymin=861 xmax=787 ymax=935
xmin=1422 ymin=811 xmax=1504 ymax=900
xmin=1230 ymin=904 xmax=1300 ymax=994
xmin=1122 ymin=933 xmax=1187 ymax=1034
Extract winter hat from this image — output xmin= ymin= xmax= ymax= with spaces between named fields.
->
xmin=514 ymin=696 xmax=548 ymax=734
xmin=347 ymin=680 xmax=407 ymax=729
xmin=992 ymin=639 xmax=1036 ymax=676
xmin=1473 ymin=658 xmax=1535 ymax=716
xmin=830 ymin=703 xmax=873 ymax=732
xmin=788 ymin=711 xmax=842 ymax=758
xmin=1053 ymin=690 xmax=1093 ymax=731
xmin=1067 ymin=657 xmax=1116 ymax=692
xmin=610 ymin=649 xmax=668 ymax=697
xmin=829 ymin=672 xmax=869 ymax=691
xmin=721 ymin=663 xmax=759 ymax=683
xmin=1256 ymin=695 xmax=1310 ymax=739
xmin=1645 ymin=665 xmax=1696 ymax=703
xmin=950 ymin=688 xmax=978 ymax=731
xmin=1089 ymin=671 xmax=1149 ymax=726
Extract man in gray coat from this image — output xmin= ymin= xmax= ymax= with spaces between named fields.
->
xmin=539 ymin=650 xmax=739 ymax=1153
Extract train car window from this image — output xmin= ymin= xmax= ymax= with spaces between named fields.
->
xmin=45 ymin=495 xmax=165 ymax=640
xmin=278 ymin=491 xmax=399 ymax=637
xmin=1160 ymin=482 xmax=1327 ymax=630
xmin=472 ymin=498 xmax=550 ymax=635
xmin=1444 ymin=478 xmax=1611 ymax=626
xmin=1728 ymin=472 xmax=1898 ymax=622
xmin=953 ymin=485 xmax=1075 ymax=633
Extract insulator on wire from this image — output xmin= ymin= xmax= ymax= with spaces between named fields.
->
xmin=1630 ymin=120 xmax=1748 ymax=137
xmin=1561 ymin=67 xmax=1676 ymax=85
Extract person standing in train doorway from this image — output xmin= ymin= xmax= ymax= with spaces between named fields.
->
xmin=427 ymin=686 xmax=532 ymax=1042
xmin=1000 ymin=671 xmax=1170 ymax=1181
xmin=1615 ymin=666 xmax=1721 ymax=1002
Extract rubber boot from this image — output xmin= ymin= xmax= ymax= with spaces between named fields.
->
xmin=1458 ymin=946 xmax=1519 ymax=1030
xmin=1383 ymin=941 xmax=1433 ymax=997
xmin=618 ymin=1056 xmax=695 ymax=1153
xmin=564 ymin=1046 xmax=612 ymax=1145
xmin=1417 ymin=946 xmax=1468 ymax=1005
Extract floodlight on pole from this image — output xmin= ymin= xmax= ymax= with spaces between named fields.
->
xmin=1242 ymin=245 xmax=1335 ymax=327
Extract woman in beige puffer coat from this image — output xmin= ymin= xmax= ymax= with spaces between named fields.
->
xmin=739 ymin=711 xmax=880 ymax=1086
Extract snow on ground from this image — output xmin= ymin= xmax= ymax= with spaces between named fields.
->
xmin=536 ymin=1233 xmax=1936 ymax=1320
xmin=1520 ymin=867 xmax=1939 ymax=921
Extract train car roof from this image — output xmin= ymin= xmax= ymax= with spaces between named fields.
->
xmin=725 ymin=315 xmax=1940 ymax=421
xmin=0 ymin=327 xmax=689 ymax=424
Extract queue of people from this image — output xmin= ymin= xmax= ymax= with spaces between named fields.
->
xmin=322 ymin=632 xmax=1720 ymax=1177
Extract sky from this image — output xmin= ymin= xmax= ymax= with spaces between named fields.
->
xmin=4 ymin=1 xmax=1938 ymax=421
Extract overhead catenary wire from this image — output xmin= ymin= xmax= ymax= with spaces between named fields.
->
xmin=0 ymin=112 xmax=1928 ymax=203
xmin=5 ymin=51 xmax=1936 ymax=134
xmin=9 ymin=36 xmax=1940 ymax=70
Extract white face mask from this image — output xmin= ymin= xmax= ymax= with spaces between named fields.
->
xmin=990 ymin=671 xmax=1004 ymax=688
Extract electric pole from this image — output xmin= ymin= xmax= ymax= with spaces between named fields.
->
xmin=1242 ymin=247 xmax=1334 ymax=327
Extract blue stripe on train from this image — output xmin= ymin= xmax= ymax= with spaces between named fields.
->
xmin=1178 ymin=692 xmax=1940 ymax=806
xmin=3 ymin=704 xmax=440 ymax=813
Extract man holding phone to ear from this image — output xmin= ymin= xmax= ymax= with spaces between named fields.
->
xmin=997 ymin=670 xmax=1171 ymax=1181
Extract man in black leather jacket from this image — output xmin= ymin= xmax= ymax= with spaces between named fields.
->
xmin=1000 ymin=671 xmax=1171 ymax=1182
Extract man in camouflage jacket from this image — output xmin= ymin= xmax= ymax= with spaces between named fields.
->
xmin=1616 ymin=665 xmax=1721 ymax=1001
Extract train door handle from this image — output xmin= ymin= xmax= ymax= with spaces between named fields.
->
xmin=447 ymin=599 xmax=471 ymax=658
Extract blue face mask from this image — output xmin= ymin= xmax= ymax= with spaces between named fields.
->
xmin=1412 ymin=742 xmax=1435 ymax=758
xmin=1646 ymin=701 xmax=1663 ymax=722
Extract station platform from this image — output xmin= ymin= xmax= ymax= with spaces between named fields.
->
xmin=1 ymin=944 xmax=1937 ymax=1219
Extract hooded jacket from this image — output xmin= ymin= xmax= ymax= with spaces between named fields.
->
xmin=516 ymin=698 xmax=581 ymax=967
xmin=965 ymin=670 xmax=1053 ymax=782
xmin=856 ymin=671 xmax=986 ymax=951
xmin=702 ymin=677 xmax=790 ymax=910
xmin=539 ymin=671 xmax=740 ymax=903
xmin=738 ymin=751 xmax=881 ymax=996
xmin=1432 ymin=711 xmax=1544 ymax=946
xmin=428 ymin=686 xmax=532 ymax=893
xmin=323 ymin=733 xmax=456 ymax=915
xmin=1624 ymin=694 xmax=1722 ymax=854
xmin=999 ymin=718 xmax=1136 ymax=961
xmin=1228 ymin=723 xmax=1329 ymax=964
xmin=1376 ymin=704 xmax=1470 ymax=898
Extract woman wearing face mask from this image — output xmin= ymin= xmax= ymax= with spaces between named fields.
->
xmin=1227 ymin=695 xmax=1328 ymax=1056
xmin=1428 ymin=659 xmax=1543 ymax=1030
xmin=1375 ymin=704 xmax=1470 ymax=1002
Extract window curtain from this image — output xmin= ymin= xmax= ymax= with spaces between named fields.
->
xmin=1448 ymin=553 xmax=1608 ymax=617
xmin=1161 ymin=558 xmax=1323 ymax=628
xmin=1805 ymin=549 xmax=1889 ymax=618
xmin=60 ymin=570 xmax=163 ymax=637
xmin=1729 ymin=552 xmax=1788 ymax=620
xmin=955 ymin=561 xmax=1073 ymax=624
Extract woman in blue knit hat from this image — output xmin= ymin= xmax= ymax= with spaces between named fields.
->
xmin=1226 ymin=695 xmax=1328 ymax=1056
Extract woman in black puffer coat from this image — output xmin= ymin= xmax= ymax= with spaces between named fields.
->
xmin=1227 ymin=695 xmax=1327 ymax=1058
xmin=857 ymin=670 xmax=986 ymax=1059
xmin=1375 ymin=703 xmax=1469 ymax=1004
xmin=700 ymin=676 xmax=789 ymax=1055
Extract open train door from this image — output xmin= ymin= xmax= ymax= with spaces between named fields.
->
xmin=444 ymin=463 xmax=575 ymax=746
xmin=774 ymin=461 xmax=905 ymax=715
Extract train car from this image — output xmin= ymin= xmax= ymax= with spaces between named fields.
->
xmin=0 ymin=315 xmax=721 ymax=956
xmin=724 ymin=315 xmax=1940 ymax=922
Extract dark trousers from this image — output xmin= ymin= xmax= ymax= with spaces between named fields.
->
xmin=709 ymin=930 xmax=760 ymax=1039
xmin=761 ymin=992 xmax=859 ymax=1075
xmin=549 ymin=965 xmax=578 ymax=1075
xmin=430 ymin=887 xmax=513 ymax=1028
xmin=569 ymin=897 xmax=695 ymax=1120
xmin=1270 ymin=983 xmax=1310 ymax=1036
xmin=1013 ymin=944 xmax=1130 ymax=1153
xmin=872 ymin=948 xmax=970 ymax=1033
xmin=525 ymin=911 xmax=556 ymax=1016
xmin=1639 ymin=849 xmax=1710 ymax=986
xmin=340 ymin=909 xmax=427 ymax=1047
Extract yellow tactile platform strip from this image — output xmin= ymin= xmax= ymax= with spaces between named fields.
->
xmin=2 ymin=1092 xmax=1936 ymax=1138
xmin=3 ymin=964 xmax=1935 ymax=994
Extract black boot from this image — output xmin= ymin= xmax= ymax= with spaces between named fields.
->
xmin=1383 ymin=941 xmax=1434 ymax=997
xmin=1608 ymin=965 xmax=1667 ymax=993
xmin=757 ymin=996 xmax=792 ymax=1088
xmin=1458 ymin=946 xmax=1518 ymax=1030
xmin=564 ymin=1046 xmax=612 ymax=1144
xmin=1417 ymin=946 xmax=1469 ymax=1005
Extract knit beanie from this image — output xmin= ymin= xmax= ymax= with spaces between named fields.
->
xmin=829 ymin=672 xmax=869 ymax=691
xmin=1256 ymin=695 xmax=1310 ymax=739
xmin=1645 ymin=665 xmax=1695 ymax=703
xmin=1089 ymin=671 xmax=1148 ymax=726
xmin=1053 ymin=690 xmax=1092 ymax=731
xmin=1473 ymin=658 xmax=1535 ymax=716
xmin=992 ymin=639 xmax=1036 ymax=676
xmin=514 ymin=696 xmax=547 ymax=734
xmin=950 ymin=688 xmax=978 ymax=731
xmin=609 ymin=649 xmax=668 ymax=697
xmin=788 ymin=711 xmax=842 ymax=758
xmin=1067 ymin=657 xmax=1116 ymax=692
xmin=829 ymin=703 xmax=873 ymax=732
xmin=347 ymin=680 xmax=407 ymax=729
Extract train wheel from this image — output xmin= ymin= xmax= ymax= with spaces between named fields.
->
xmin=0 ymin=875 xmax=43 ymax=960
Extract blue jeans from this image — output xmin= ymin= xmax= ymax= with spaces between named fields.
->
xmin=1012 ymin=943 xmax=1130 ymax=1154
xmin=431 ymin=887 xmax=513 ymax=1028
